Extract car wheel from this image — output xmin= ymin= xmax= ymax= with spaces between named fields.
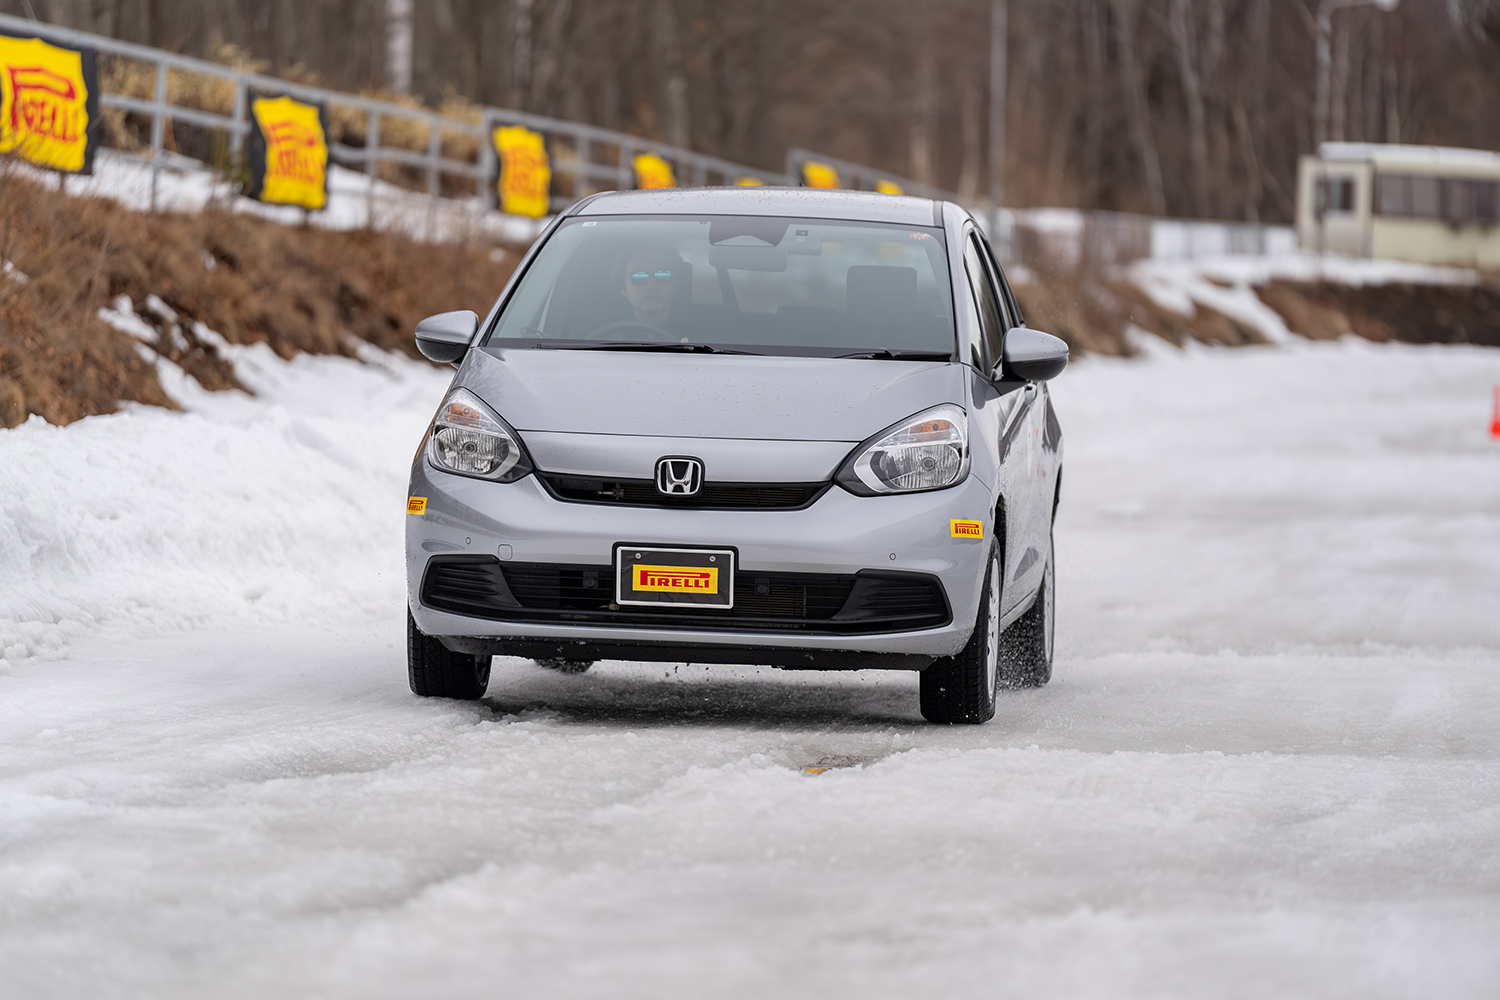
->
xmin=997 ymin=527 xmax=1054 ymax=689
xmin=919 ymin=542 xmax=1001 ymax=724
xmin=534 ymin=658 xmax=595 ymax=674
xmin=407 ymin=609 xmax=491 ymax=699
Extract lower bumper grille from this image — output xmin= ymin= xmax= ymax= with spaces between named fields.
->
xmin=420 ymin=557 xmax=950 ymax=634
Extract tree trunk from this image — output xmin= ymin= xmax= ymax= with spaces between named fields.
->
xmin=1331 ymin=12 xmax=1351 ymax=141
xmin=910 ymin=15 xmax=937 ymax=186
xmin=511 ymin=0 xmax=533 ymax=110
xmin=385 ymin=0 xmax=413 ymax=92
xmin=1084 ymin=0 xmax=1105 ymax=207
xmin=1111 ymin=0 xmax=1165 ymax=216
xmin=957 ymin=84 xmax=982 ymax=202
xmin=655 ymin=0 xmax=690 ymax=150
xmin=1170 ymin=0 xmax=1210 ymax=217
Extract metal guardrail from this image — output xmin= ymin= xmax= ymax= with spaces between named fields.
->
xmin=784 ymin=147 xmax=953 ymax=201
xmin=4 ymin=13 xmax=1298 ymax=269
xmin=0 ymin=13 xmax=792 ymax=216
xmin=783 ymin=147 xmax=1293 ymax=268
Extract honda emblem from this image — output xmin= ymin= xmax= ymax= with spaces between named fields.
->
xmin=655 ymin=456 xmax=704 ymax=496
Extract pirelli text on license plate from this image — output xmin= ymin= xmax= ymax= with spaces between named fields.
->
xmin=616 ymin=545 xmax=735 ymax=609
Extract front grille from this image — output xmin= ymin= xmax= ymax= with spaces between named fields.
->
xmin=420 ymin=556 xmax=949 ymax=634
xmin=538 ymin=474 xmax=829 ymax=511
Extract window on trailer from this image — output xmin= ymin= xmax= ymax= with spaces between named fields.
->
xmin=1376 ymin=173 xmax=1499 ymax=224
xmin=1316 ymin=177 xmax=1356 ymax=216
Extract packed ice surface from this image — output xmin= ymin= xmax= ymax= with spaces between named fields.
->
xmin=1 ymin=336 xmax=1499 ymax=998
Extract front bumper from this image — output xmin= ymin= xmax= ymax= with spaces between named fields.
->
xmin=406 ymin=460 xmax=995 ymax=667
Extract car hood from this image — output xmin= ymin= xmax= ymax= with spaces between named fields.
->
xmin=461 ymin=348 xmax=967 ymax=441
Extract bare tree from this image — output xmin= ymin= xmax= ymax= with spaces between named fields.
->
xmin=1168 ymin=0 xmax=1210 ymax=216
xmin=8 ymin=0 xmax=1499 ymax=223
xmin=1112 ymin=0 xmax=1166 ymax=215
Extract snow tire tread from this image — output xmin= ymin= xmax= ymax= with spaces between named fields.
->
xmin=407 ymin=609 xmax=491 ymax=699
xmin=920 ymin=543 xmax=1000 ymax=724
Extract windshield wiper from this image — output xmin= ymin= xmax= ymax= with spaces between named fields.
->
xmin=837 ymin=349 xmax=953 ymax=361
xmin=542 ymin=341 xmax=756 ymax=355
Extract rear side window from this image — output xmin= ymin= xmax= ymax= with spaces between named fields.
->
xmin=977 ymin=234 xmax=1023 ymax=327
xmin=963 ymin=234 xmax=1005 ymax=370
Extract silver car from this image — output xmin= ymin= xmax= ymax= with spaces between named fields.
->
xmin=404 ymin=187 xmax=1066 ymax=723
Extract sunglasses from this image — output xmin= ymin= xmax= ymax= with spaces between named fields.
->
xmin=629 ymin=270 xmax=674 ymax=286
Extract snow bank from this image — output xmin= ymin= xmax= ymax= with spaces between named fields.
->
xmin=0 ymin=328 xmax=451 ymax=673
xmin=1122 ymin=251 xmax=1482 ymax=345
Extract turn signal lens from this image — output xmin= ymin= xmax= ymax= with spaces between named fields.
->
xmin=836 ymin=403 xmax=970 ymax=495
xmin=426 ymin=388 xmax=533 ymax=482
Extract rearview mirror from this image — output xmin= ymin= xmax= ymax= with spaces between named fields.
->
xmin=415 ymin=310 xmax=479 ymax=364
xmin=708 ymin=245 xmax=787 ymax=272
xmin=999 ymin=327 xmax=1068 ymax=382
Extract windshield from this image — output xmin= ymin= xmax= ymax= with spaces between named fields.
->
xmin=484 ymin=214 xmax=956 ymax=358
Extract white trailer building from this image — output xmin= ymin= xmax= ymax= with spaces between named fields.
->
xmin=1296 ymin=142 xmax=1500 ymax=266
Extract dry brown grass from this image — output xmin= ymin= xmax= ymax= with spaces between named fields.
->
xmin=100 ymin=47 xmax=488 ymax=172
xmin=1010 ymin=266 xmax=1135 ymax=357
xmin=1256 ymin=280 xmax=1500 ymax=347
xmin=0 ymin=168 xmax=516 ymax=428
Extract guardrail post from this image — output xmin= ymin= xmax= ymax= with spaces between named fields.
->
xmin=229 ymin=77 xmax=246 ymax=171
xmin=574 ymin=136 xmax=588 ymax=200
xmin=618 ymin=143 xmax=632 ymax=191
xmin=366 ymin=109 xmax=380 ymax=227
xmin=426 ymin=117 xmax=440 ymax=239
xmin=477 ymin=111 xmax=495 ymax=209
xmin=149 ymin=60 xmax=167 ymax=212
xmin=426 ymin=118 xmax=441 ymax=198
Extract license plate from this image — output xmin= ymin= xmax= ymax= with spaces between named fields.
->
xmin=615 ymin=545 xmax=735 ymax=609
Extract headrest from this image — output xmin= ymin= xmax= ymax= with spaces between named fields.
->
xmin=846 ymin=265 xmax=919 ymax=316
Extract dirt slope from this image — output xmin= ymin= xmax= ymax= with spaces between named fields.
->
xmin=0 ymin=171 xmax=516 ymax=428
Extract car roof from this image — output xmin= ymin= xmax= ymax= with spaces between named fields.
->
xmin=573 ymin=186 xmax=945 ymax=227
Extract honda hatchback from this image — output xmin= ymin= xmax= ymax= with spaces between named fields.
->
xmin=405 ymin=187 xmax=1066 ymax=723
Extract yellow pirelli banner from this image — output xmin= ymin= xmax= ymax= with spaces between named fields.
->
xmin=245 ymin=94 xmax=329 ymax=211
xmin=632 ymin=152 xmax=676 ymax=189
xmin=492 ymin=124 xmax=551 ymax=218
xmin=0 ymin=32 xmax=100 ymax=175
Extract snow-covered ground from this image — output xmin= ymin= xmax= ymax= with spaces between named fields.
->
xmin=1125 ymin=252 xmax=1481 ymax=345
xmin=2 ymin=336 xmax=1499 ymax=998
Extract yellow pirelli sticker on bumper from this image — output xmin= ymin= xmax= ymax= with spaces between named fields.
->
xmin=407 ymin=496 xmax=427 ymax=515
xmin=632 ymin=564 xmax=718 ymax=594
xmin=950 ymin=519 xmax=983 ymax=539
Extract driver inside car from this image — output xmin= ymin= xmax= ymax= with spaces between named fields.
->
xmin=618 ymin=245 xmax=685 ymax=335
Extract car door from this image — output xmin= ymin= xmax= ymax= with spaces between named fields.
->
xmin=977 ymin=232 xmax=1058 ymax=599
xmin=959 ymin=228 xmax=1038 ymax=615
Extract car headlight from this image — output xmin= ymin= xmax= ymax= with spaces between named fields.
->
xmin=425 ymin=388 xmax=533 ymax=482
xmin=835 ymin=403 xmax=970 ymax=495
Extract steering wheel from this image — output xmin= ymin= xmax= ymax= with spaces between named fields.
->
xmin=591 ymin=319 xmax=676 ymax=342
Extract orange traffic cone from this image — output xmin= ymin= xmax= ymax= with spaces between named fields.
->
xmin=1492 ymin=387 xmax=1500 ymax=440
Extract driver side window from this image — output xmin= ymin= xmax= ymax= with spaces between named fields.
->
xmin=963 ymin=234 xmax=1006 ymax=372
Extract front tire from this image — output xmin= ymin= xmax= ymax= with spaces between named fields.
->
xmin=407 ymin=609 xmax=491 ymax=699
xmin=920 ymin=542 xmax=1002 ymax=724
xmin=997 ymin=529 xmax=1054 ymax=689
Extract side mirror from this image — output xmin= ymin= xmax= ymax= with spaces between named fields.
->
xmin=414 ymin=310 xmax=479 ymax=364
xmin=999 ymin=327 xmax=1068 ymax=382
